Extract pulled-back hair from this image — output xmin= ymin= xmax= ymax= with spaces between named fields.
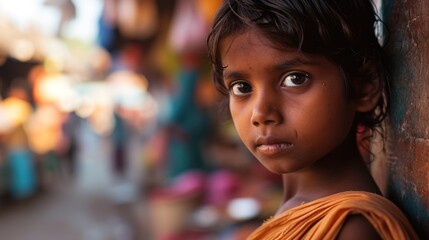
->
xmin=207 ymin=0 xmax=389 ymax=132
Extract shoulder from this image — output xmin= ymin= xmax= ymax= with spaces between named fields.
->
xmin=336 ymin=214 xmax=381 ymax=240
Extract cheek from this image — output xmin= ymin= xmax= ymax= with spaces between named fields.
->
xmin=298 ymin=98 xmax=355 ymax=148
xmin=230 ymin=104 xmax=243 ymax=127
xmin=230 ymin=103 xmax=251 ymax=140
xmin=294 ymin=86 xmax=350 ymax=128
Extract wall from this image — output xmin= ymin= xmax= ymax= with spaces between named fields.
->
xmin=380 ymin=0 xmax=429 ymax=238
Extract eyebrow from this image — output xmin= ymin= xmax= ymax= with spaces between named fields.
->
xmin=223 ymin=71 xmax=247 ymax=81
xmin=275 ymin=57 xmax=319 ymax=69
xmin=223 ymin=56 xmax=320 ymax=81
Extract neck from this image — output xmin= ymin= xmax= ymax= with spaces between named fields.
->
xmin=278 ymin=132 xmax=380 ymax=213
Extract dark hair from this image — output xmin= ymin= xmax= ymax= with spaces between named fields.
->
xmin=207 ymin=0 xmax=389 ymax=132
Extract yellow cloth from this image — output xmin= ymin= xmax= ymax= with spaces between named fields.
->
xmin=247 ymin=191 xmax=419 ymax=240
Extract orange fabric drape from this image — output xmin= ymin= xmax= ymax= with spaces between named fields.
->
xmin=248 ymin=191 xmax=419 ymax=240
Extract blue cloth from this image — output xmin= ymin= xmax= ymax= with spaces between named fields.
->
xmin=7 ymin=149 xmax=37 ymax=198
xmin=166 ymin=69 xmax=212 ymax=180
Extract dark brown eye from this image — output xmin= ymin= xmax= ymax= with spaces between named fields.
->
xmin=231 ymin=82 xmax=252 ymax=96
xmin=282 ymin=72 xmax=309 ymax=87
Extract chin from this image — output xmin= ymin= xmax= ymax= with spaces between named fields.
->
xmin=259 ymin=163 xmax=291 ymax=175
xmin=259 ymin=159 xmax=308 ymax=175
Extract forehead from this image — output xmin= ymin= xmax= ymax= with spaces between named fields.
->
xmin=220 ymin=29 xmax=327 ymax=70
xmin=220 ymin=31 xmax=285 ymax=74
xmin=220 ymin=29 xmax=280 ymax=59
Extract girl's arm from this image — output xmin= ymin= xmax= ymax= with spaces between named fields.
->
xmin=336 ymin=215 xmax=382 ymax=240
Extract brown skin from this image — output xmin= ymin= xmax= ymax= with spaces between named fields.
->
xmin=221 ymin=29 xmax=382 ymax=239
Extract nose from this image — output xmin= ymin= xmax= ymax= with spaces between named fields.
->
xmin=250 ymin=92 xmax=283 ymax=126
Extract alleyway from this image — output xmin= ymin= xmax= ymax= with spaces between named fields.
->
xmin=0 ymin=119 xmax=151 ymax=240
xmin=0 ymin=180 xmax=145 ymax=240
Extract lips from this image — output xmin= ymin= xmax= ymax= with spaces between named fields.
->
xmin=255 ymin=136 xmax=293 ymax=156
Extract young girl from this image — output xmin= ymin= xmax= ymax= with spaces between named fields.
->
xmin=207 ymin=0 xmax=419 ymax=239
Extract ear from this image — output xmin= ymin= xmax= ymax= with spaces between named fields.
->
xmin=353 ymin=77 xmax=382 ymax=113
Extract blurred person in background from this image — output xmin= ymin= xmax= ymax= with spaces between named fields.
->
xmin=160 ymin=0 xmax=220 ymax=188
xmin=96 ymin=0 xmax=168 ymax=206
xmin=0 ymin=78 xmax=37 ymax=199
xmin=26 ymin=66 xmax=71 ymax=190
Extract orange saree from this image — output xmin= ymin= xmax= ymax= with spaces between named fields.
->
xmin=247 ymin=191 xmax=419 ymax=240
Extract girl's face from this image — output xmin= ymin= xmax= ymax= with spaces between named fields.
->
xmin=220 ymin=30 xmax=358 ymax=174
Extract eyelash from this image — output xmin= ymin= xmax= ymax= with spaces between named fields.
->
xmin=228 ymin=72 xmax=311 ymax=96
xmin=228 ymin=81 xmax=251 ymax=96
xmin=281 ymin=72 xmax=310 ymax=88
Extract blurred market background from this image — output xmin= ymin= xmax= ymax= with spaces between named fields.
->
xmin=0 ymin=0 xmax=283 ymax=239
